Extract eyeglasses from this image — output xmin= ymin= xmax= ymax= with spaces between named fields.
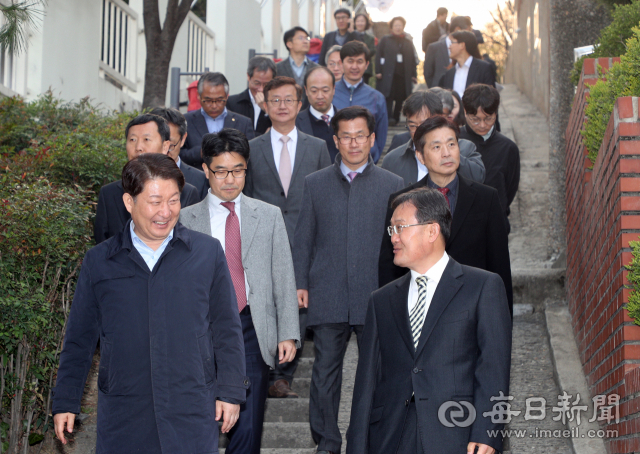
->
xmin=168 ymin=141 xmax=180 ymax=152
xmin=387 ymin=222 xmax=435 ymax=236
xmin=327 ymin=61 xmax=342 ymax=68
xmin=450 ymin=40 xmax=460 ymax=45
xmin=267 ymin=98 xmax=299 ymax=106
xmin=337 ymin=134 xmax=372 ymax=145
xmin=207 ymin=167 xmax=247 ymax=179
xmin=201 ymin=98 xmax=227 ymax=106
xmin=406 ymin=122 xmax=420 ymax=132
xmin=465 ymin=113 xmax=496 ymax=127
xmin=294 ymin=36 xmax=311 ymax=42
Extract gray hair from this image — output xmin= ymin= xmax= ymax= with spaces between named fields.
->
xmin=391 ymin=188 xmax=452 ymax=243
xmin=197 ymin=72 xmax=230 ymax=96
xmin=325 ymin=45 xmax=342 ymax=65
xmin=247 ymin=56 xmax=276 ymax=78
xmin=429 ymin=87 xmax=454 ymax=113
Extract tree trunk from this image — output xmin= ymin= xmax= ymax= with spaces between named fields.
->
xmin=142 ymin=0 xmax=193 ymax=109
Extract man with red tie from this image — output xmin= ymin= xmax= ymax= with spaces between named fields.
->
xmin=180 ymin=128 xmax=300 ymax=454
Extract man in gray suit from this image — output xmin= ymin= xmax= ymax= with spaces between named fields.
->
xmin=293 ymin=106 xmax=404 ymax=454
xmin=276 ymin=26 xmax=318 ymax=109
xmin=244 ymin=76 xmax=331 ymax=399
xmin=180 ymin=128 xmax=300 ymax=454
xmin=382 ymin=90 xmax=485 ymax=186
xmin=423 ymin=15 xmax=472 ymax=88
xmin=180 ymin=72 xmax=255 ymax=168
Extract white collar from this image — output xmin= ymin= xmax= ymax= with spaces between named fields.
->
xmin=207 ymin=190 xmax=243 ymax=212
xmin=309 ymin=104 xmax=335 ymax=120
xmin=271 ymin=126 xmax=298 ymax=143
xmin=409 ymin=251 xmax=449 ymax=284
xmin=457 ymin=55 xmax=473 ymax=69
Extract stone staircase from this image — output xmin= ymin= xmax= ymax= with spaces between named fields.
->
xmin=220 ymin=341 xmax=317 ymax=453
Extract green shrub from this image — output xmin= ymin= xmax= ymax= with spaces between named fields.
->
xmin=570 ymin=0 xmax=640 ymax=85
xmin=582 ymin=27 xmax=640 ymax=163
xmin=627 ymin=240 xmax=640 ymax=326
xmin=0 ymin=176 xmax=93 ymax=453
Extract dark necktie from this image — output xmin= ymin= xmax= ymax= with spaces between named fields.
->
xmin=321 ymin=114 xmax=331 ymax=126
xmin=411 ymin=276 xmax=429 ymax=350
xmin=221 ymin=202 xmax=247 ymax=313
xmin=437 ymin=187 xmax=450 ymax=208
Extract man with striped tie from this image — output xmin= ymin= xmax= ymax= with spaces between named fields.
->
xmin=347 ymin=188 xmax=512 ymax=454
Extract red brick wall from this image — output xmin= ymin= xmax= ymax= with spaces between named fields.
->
xmin=566 ymin=57 xmax=640 ymax=453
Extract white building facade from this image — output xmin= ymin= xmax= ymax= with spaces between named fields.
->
xmin=0 ymin=0 xmax=348 ymax=110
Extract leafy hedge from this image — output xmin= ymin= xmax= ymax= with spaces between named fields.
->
xmin=570 ymin=0 xmax=640 ymax=86
xmin=0 ymin=93 xmax=135 ymax=452
xmin=582 ymin=27 xmax=640 ymax=163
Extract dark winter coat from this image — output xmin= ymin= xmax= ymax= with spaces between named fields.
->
xmin=375 ymin=33 xmax=417 ymax=98
xmin=52 ymin=222 xmax=249 ymax=453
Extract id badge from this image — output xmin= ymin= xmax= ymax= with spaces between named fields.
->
xmin=397 ymin=54 xmax=403 ymax=63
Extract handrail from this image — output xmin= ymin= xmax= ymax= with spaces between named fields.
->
xmin=100 ymin=0 xmax=138 ymax=88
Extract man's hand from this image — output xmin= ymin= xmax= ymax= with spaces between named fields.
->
xmin=216 ymin=400 xmax=240 ymax=433
xmin=278 ymin=339 xmax=297 ymax=364
xmin=297 ymin=289 xmax=309 ymax=308
xmin=254 ymin=91 xmax=267 ymax=113
xmin=411 ymin=77 xmax=418 ymax=84
xmin=467 ymin=442 xmax=495 ymax=454
xmin=54 ymin=413 xmax=76 ymax=445
xmin=376 ymin=74 xmax=383 ymax=80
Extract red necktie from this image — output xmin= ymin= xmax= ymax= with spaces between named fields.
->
xmin=221 ymin=202 xmax=247 ymax=313
xmin=437 ymin=187 xmax=450 ymax=208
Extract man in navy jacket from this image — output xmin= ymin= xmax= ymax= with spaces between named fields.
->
xmin=53 ymin=154 xmax=248 ymax=453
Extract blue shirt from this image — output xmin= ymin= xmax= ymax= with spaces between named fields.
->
xmin=427 ymin=174 xmax=459 ymax=216
xmin=289 ymin=57 xmax=308 ymax=84
xmin=201 ymin=107 xmax=227 ymax=134
xmin=130 ymin=221 xmax=174 ymax=271
xmin=339 ymin=160 xmax=368 ymax=182
xmin=333 ymin=79 xmax=388 ymax=164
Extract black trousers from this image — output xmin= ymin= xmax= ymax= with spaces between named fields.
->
xmin=309 ymin=323 xmax=364 ymax=453
xmin=394 ymin=400 xmax=425 ymax=454
xmin=386 ymin=73 xmax=407 ymax=122
xmin=225 ymin=307 xmax=270 ymax=454
xmin=269 ymin=308 xmax=307 ymax=386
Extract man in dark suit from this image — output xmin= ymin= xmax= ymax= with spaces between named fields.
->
xmin=227 ymin=57 xmax=276 ymax=136
xmin=296 ymin=66 xmax=339 ymax=162
xmin=318 ymin=8 xmax=360 ymax=69
xmin=422 ymin=7 xmax=449 ymax=53
xmin=347 ymin=187 xmax=512 ymax=454
xmin=149 ymin=107 xmax=208 ymax=199
xmin=294 ymin=107 xmax=404 ymax=454
xmin=276 ymin=26 xmax=318 ymax=109
xmin=243 ymin=76 xmax=331 ymax=399
xmin=382 ymin=90 xmax=485 ymax=186
xmin=180 ymin=72 xmax=255 ymax=168
xmin=423 ymin=15 xmax=472 ymax=88
xmin=378 ymin=115 xmax=513 ymax=315
xmin=94 ymin=114 xmax=200 ymax=244
xmin=438 ymin=31 xmax=496 ymax=95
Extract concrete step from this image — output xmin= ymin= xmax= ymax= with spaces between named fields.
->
xmin=300 ymin=341 xmax=314 ymax=358
xmin=220 ymin=422 xmax=315 ymax=449
xmin=512 ymin=268 xmax=565 ymax=310
xmin=290 ymin=377 xmax=310 ymax=398
xmin=264 ymin=398 xmax=310 ymax=422
xmin=295 ymin=357 xmax=314 ymax=379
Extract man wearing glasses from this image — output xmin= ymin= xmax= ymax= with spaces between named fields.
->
xmin=181 ymin=72 xmax=255 ymax=168
xmin=180 ymin=128 xmax=300 ymax=454
xmin=276 ymin=26 xmax=318 ymax=109
xmin=293 ymin=106 xmax=403 ymax=454
xmin=378 ymin=115 xmax=513 ymax=316
xmin=459 ymin=84 xmax=520 ymax=233
xmin=150 ymin=107 xmax=209 ymax=200
xmin=244 ymin=76 xmax=330 ymax=400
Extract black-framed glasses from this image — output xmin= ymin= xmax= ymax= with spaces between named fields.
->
xmin=387 ymin=222 xmax=435 ymax=236
xmin=201 ymin=98 xmax=227 ymax=106
xmin=267 ymin=98 xmax=299 ymax=106
xmin=168 ymin=141 xmax=180 ymax=152
xmin=207 ymin=167 xmax=247 ymax=179
xmin=337 ymin=134 xmax=372 ymax=145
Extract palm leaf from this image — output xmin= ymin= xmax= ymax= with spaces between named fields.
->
xmin=0 ymin=1 xmax=46 ymax=55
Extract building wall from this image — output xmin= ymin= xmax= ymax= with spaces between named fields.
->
xmin=504 ymin=0 xmax=550 ymax=118
xmin=566 ymin=58 xmax=640 ymax=454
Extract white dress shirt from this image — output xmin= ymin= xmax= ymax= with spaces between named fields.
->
xmin=411 ymin=143 xmax=428 ymax=181
xmin=248 ymin=90 xmax=263 ymax=130
xmin=207 ymin=190 xmax=251 ymax=303
xmin=270 ymin=127 xmax=298 ymax=172
xmin=407 ymin=252 xmax=450 ymax=314
xmin=310 ymin=104 xmax=335 ymax=122
xmin=445 ymin=35 xmax=452 ymax=57
xmin=453 ymin=55 xmax=473 ymax=97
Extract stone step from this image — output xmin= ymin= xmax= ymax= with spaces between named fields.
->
xmin=291 ymin=377 xmax=310 ymax=398
xmin=264 ymin=398 xmax=310 ymax=422
xmin=220 ymin=422 xmax=315 ymax=449
xmin=300 ymin=341 xmax=314 ymax=358
xmin=512 ymin=268 xmax=565 ymax=310
xmin=295 ymin=357 xmax=314 ymax=379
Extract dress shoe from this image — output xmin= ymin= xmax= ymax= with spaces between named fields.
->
xmin=316 ymin=451 xmax=336 ymax=454
xmin=268 ymin=379 xmax=299 ymax=398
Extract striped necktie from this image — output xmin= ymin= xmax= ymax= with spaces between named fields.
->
xmin=410 ymin=276 xmax=429 ymax=350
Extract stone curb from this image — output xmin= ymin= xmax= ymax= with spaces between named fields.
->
xmin=545 ymin=301 xmax=607 ymax=454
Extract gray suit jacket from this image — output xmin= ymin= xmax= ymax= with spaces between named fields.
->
xmin=381 ymin=139 xmax=486 ymax=187
xmin=275 ymin=58 xmax=319 ymax=109
xmin=424 ymin=37 xmax=450 ymax=88
xmin=179 ymin=196 xmax=300 ymax=368
xmin=244 ymin=129 xmax=331 ymax=242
